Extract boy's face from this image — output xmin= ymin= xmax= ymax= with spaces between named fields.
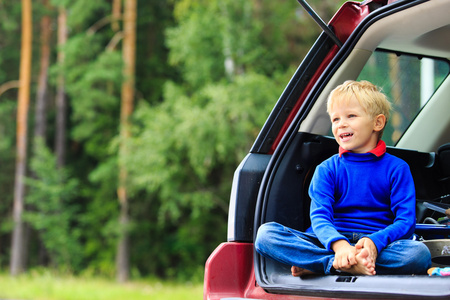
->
xmin=329 ymin=96 xmax=385 ymax=153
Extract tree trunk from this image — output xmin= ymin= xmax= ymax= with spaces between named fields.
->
xmin=55 ymin=6 xmax=68 ymax=168
xmin=34 ymin=0 xmax=51 ymax=141
xmin=11 ymin=0 xmax=33 ymax=276
xmin=388 ymin=53 xmax=402 ymax=142
xmin=112 ymin=0 xmax=122 ymax=32
xmin=33 ymin=0 xmax=52 ymax=267
xmin=116 ymin=0 xmax=136 ymax=283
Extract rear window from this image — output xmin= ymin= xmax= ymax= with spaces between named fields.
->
xmin=356 ymin=51 xmax=450 ymax=146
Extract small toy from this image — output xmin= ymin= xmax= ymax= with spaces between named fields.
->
xmin=428 ymin=267 xmax=450 ymax=276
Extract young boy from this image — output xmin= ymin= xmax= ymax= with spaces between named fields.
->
xmin=255 ymin=80 xmax=431 ymax=276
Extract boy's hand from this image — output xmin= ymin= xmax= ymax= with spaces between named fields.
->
xmin=331 ymin=239 xmax=357 ymax=270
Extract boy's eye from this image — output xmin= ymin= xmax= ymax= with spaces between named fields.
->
xmin=348 ymin=114 xmax=357 ymax=118
xmin=332 ymin=118 xmax=339 ymax=122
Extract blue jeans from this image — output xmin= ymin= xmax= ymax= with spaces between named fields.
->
xmin=255 ymin=222 xmax=431 ymax=275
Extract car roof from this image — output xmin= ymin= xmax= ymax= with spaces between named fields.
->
xmin=358 ymin=0 xmax=450 ymax=59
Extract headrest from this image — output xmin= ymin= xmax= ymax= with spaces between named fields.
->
xmin=437 ymin=143 xmax=450 ymax=178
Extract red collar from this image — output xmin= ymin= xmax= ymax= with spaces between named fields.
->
xmin=339 ymin=140 xmax=386 ymax=157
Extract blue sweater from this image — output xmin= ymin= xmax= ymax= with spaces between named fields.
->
xmin=307 ymin=144 xmax=416 ymax=253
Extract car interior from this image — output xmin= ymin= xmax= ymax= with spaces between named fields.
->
xmin=256 ymin=0 xmax=450 ymax=298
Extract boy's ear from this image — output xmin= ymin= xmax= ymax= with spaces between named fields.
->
xmin=373 ymin=114 xmax=386 ymax=132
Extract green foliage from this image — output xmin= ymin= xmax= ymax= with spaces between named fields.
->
xmin=0 ymin=101 xmax=17 ymax=253
xmin=64 ymin=0 xmax=109 ymax=29
xmin=127 ymin=63 xmax=286 ymax=279
xmin=59 ymin=29 xmax=123 ymax=276
xmin=66 ymin=49 xmax=122 ymax=157
xmin=78 ymin=155 xmax=120 ymax=277
xmin=0 ymin=1 xmax=21 ymax=84
xmin=25 ymin=139 xmax=82 ymax=272
xmin=166 ymin=1 xmax=225 ymax=88
xmin=128 ymin=72 xmax=279 ymax=222
xmin=0 ymin=1 xmax=20 ymax=32
xmin=135 ymin=1 xmax=176 ymax=105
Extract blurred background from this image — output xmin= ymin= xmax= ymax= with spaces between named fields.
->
xmin=0 ymin=0 xmax=345 ymax=292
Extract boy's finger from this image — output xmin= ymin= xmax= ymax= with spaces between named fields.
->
xmin=334 ymin=257 xmax=345 ymax=269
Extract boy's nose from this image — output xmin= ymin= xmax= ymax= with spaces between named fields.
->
xmin=338 ymin=119 xmax=348 ymax=127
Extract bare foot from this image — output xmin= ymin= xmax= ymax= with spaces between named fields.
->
xmin=346 ymin=248 xmax=376 ymax=275
xmin=291 ymin=266 xmax=316 ymax=276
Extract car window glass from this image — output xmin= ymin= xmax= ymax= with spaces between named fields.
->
xmin=356 ymin=51 xmax=450 ymax=146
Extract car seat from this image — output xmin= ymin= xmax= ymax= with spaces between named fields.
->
xmin=438 ymin=143 xmax=450 ymax=184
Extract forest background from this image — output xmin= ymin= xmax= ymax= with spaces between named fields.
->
xmin=0 ymin=0 xmax=344 ymax=283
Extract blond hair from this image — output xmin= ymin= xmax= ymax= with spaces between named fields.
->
xmin=327 ymin=80 xmax=392 ymax=137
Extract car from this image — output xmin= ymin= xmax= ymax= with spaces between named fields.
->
xmin=203 ymin=0 xmax=450 ymax=299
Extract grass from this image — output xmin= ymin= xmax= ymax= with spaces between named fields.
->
xmin=0 ymin=272 xmax=203 ymax=300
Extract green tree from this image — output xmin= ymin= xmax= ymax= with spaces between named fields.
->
xmin=126 ymin=0 xmax=302 ymax=279
xmin=123 ymin=0 xmax=346 ymax=279
xmin=25 ymin=138 xmax=81 ymax=271
xmin=61 ymin=0 xmax=123 ymax=276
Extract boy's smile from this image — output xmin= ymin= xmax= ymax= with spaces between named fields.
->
xmin=330 ymin=97 xmax=385 ymax=153
xmin=340 ymin=132 xmax=353 ymax=142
